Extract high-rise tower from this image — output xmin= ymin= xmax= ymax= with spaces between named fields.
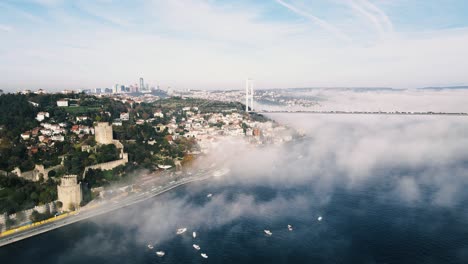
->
xmin=245 ymin=79 xmax=254 ymax=112
xmin=139 ymin=77 xmax=144 ymax=92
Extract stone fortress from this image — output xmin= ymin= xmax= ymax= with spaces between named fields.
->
xmin=82 ymin=122 xmax=128 ymax=177
xmin=95 ymin=121 xmax=114 ymax=145
xmin=57 ymin=175 xmax=82 ymax=211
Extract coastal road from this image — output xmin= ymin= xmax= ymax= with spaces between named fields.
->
xmin=0 ymin=169 xmax=218 ymax=248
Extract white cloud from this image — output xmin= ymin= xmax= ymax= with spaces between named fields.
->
xmin=275 ymin=0 xmax=352 ymax=42
xmin=346 ymin=0 xmax=393 ymax=39
xmin=0 ymin=0 xmax=468 ymax=90
xmin=0 ymin=24 xmax=13 ymax=32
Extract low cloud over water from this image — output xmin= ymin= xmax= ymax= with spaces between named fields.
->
xmin=15 ymin=112 xmax=466 ymax=263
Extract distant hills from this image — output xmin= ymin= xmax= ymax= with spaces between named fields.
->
xmin=258 ymin=86 xmax=468 ymax=92
xmin=418 ymin=86 xmax=468 ymax=91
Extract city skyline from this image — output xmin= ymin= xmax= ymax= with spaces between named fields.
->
xmin=1 ymin=0 xmax=468 ymax=91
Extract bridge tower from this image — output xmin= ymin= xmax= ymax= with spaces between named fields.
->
xmin=245 ymin=78 xmax=254 ymax=112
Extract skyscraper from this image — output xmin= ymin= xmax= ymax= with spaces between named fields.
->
xmin=139 ymin=77 xmax=144 ymax=92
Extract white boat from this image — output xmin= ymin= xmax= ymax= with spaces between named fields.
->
xmin=287 ymin=225 xmax=293 ymax=231
xmin=318 ymin=216 xmax=323 ymax=221
xmin=201 ymin=253 xmax=208 ymax=259
xmin=264 ymin=230 xmax=272 ymax=236
xmin=206 ymin=193 xmax=213 ymax=198
xmin=176 ymin=228 xmax=187 ymax=235
xmin=193 ymin=244 xmax=201 ymax=250
xmin=157 ymin=164 xmax=172 ymax=170
xmin=147 ymin=244 xmax=154 ymax=249
xmin=193 ymin=231 xmax=197 ymax=238
xmin=156 ymin=251 xmax=165 ymax=257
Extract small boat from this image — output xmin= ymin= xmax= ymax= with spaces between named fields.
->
xmin=156 ymin=251 xmax=165 ymax=257
xmin=193 ymin=244 xmax=201 ymax=250
xmin=318 ymin=216 xmax=323 ymax=221
xmin=147 ymin=244 xmax=154 ymax=249
xmin=206 ymin=193 xmax=213 ymax=198
xmin=287 ymin=224 xmax=293 ymax=231
xmin=264 ymin=230 xmax=272 ymax=236
xmin=193 ymin=231 xmax=197 ymax=238
xmin=176 ymin=228 xmax=187 ymax=235
xmin=201 ymin=253 xmax=208 ymax=259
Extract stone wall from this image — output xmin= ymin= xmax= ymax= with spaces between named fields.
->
xmin=83 ymin=153 xmax=128 ymax=178
xmin=0 ymin=202 xmax=57 ymax=232
xmin=12 ymin=164 xmax=63 ymax=182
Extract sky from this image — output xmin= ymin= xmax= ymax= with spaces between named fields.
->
xmin=1 ymin=0 xmax=468 ymax=91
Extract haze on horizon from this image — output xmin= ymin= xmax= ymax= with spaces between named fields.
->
xmin=1 ymin=0 xmax=468 ymax=91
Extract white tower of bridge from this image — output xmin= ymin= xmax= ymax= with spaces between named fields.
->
xmin=245 ymin=78 xmax=254 ymax=112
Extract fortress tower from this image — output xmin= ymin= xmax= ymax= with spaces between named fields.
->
xmin=57 ymin=175 xmax=82 ymax=211
xmin=95 ymin=122 xmax=113 ymax=144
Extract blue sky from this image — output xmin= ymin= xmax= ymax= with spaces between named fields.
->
xmin=1 ymin=0 xmax=468 ymax=91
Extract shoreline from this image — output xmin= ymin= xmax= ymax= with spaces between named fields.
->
xmin=0 ymin=172 xmax=214 ymax=248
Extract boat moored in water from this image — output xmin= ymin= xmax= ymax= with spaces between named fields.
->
xmin=176 ymin=228 xmax=187 ymax=235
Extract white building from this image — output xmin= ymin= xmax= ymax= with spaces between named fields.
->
xmin=57 ymin=99 xmax=68 ymax=107
xmin=154 ymin=111 xmax=164 ymax=118
xmin=36 ymin=112 xmax=49 ymax=122
xmin=120 ymin=112 xmax=129 ymax=121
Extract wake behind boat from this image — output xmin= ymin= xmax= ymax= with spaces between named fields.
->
xmin=213 ymin=168 xmax=230 ymax=177
xmin=264 ymin=230 xmax=272 ymax=236
xmin=193 ymin=244 xmax=201 ymax=250
xmin=176 ymin=228 xmax=187 ymax=235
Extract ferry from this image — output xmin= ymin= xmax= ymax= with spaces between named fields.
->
xmin=176 ymin=228 xmax=187 ymax=235
xmin=287 ymin=224 xmax=293 ymax=231
xmin=147 ymin=244 xmax=154 ymax=249
xmin=264 ymin=230 xmax=272 ymax=236
xmin=156 ymin=251 xmax=165 ymax=257
xmin=193 ymin=231 xmax=197 ymax=238
xmin=193 ymin=244 xmax=201 ymax=250
xmin=201 ymin=253 xmax=208 ymax=259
